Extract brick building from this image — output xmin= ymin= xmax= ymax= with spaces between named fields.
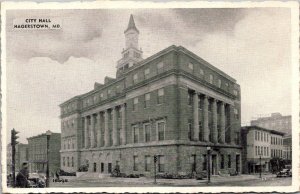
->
xmin=27 ymin=131 xmax=61 ymax=175
xmin=6 ymin=143 xmax=28 ymax=174
xmin=60 ymin=15 xmax=242 ymax=176
xmin=241 ymin=126 xmax=285 ymax=174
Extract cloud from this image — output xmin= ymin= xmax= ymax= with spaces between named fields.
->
xmin=5 ymin=8 xmax=292 ymax=142
xmin=188 ymin=8 xmax=291 ymax=124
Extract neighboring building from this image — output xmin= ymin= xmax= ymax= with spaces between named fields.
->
xmin=241 ymin=126 xmax=285 ymax=174
xmin=27 ymin=131 xmax=61 ymax=175
xmin=250 ymin=113 xmax=291 ymax=136
xmin=7 ymin=144 xmax=12 ymax=175
xmin=60 ymin=15 xmax=242 ymax=176
xmin=283 ymin=135 xmax=292 ymax=161
xmin=6 ymin=143 xmax=28 ymax=174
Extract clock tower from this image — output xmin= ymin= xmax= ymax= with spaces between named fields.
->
xmin=117 ymin=14 xmax=143 ymax=73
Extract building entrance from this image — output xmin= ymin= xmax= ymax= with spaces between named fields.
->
xmin=212 ymin=155 xmax=217 ymax=175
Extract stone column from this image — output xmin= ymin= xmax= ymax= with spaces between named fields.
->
xmin=203 ymin=96 xmax=209 ymax=142
xmin=84 ymin=117 xmax=88 ymax=148
xmin=229 ymin=104 xmax=235 ymax=145
xmin=193 ymin=92 xmax=199 ymax=141
xmin=97 ymin=113 xmax=102 ymax=147
xmin=90 ymin=115 xmax=95 ymax=148
xmin=112 ymin=107 xmax=118 ymax=146
xmin=212 ymin=99 xmax=218 ymax=143
xmin=121 ymin=104 xmax=126 ymax=145
xmin=104 ymin=110 xmax=110 ymax=147
xmin=220 ymin=102 xmax=226 ymax=144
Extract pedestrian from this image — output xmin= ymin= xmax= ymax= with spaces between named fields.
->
xmin=16 ymin=162 xmax=29 ymax=188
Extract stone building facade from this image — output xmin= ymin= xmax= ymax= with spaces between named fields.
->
xmin=241 ymin=126 xmax=285 ymax=174
xmin=27 ymin=132 xmax=61 ymax=175
xmin=60 ymin=15 xmax=242 ymax=176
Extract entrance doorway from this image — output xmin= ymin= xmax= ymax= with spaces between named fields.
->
xmin=212 ymin=155 xmax=217 ymax=175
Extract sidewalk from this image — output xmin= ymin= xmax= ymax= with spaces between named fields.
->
xmin=68 ymin=173 xmax=277 ymax=186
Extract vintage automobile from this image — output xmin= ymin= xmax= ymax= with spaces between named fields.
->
xmin=276 ymin=169 xmax=292 ymax=178
xmin=28 ymin=173 xmax=46 ymax=188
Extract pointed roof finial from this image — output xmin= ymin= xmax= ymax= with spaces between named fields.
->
xmin=124 ymin=14 xmax=139 ymax=33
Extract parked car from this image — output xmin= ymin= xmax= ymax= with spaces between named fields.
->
xmin=276 ymin=169 xmax=292 ymax=178
xmin=28 ymin=173 xmax=46 ymax=188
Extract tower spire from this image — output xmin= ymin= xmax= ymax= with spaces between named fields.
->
xmin=124 ymin=14 xmax=139 ymax=33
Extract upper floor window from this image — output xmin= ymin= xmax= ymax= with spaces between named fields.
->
xmin=157 ymin=120 xmax=165 ymax=141
xmin=107 ymin=90 xmax=111 ymax=98
xmin=133 ymin=97 xmax=138 ymax=111
xmin=133 ymin=125 xmax=139 ymax=143
xmin=188 ymin=62 xmax=194 ymax=70
xmin=225 ymin=83 xmax=229 ymax=91
xmin=199 ymin=68 xmax=204 ymax=75
xmin=134 ymin=52 xmax=141 ymax=58
xmin=157 ymin=88 xmax=164 ymax=104
xmin=218 ymin=79 xmax=222 ymax=88
xmin=144 ymin=93 xmax=150 ymax=108
xmin=209 ymin=74 xmax=214 ymax=84
xmin=133 ymin=74 xmax=138 ymax=84
xmin=157 ymin=62 xmax=164 ymax=72
xmin=144 ymin=68 xmax=150 ymax=79
xmin=100 ymin=93 xmax=103 ymax=100
xmin=144 ymin=123 xmax=151 ymax=142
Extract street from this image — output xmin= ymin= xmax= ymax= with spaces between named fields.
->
xmin=50 ymin=175 xmax=291 ymax=187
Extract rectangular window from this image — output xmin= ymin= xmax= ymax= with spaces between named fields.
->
xmin=108 ymin=163 xmax=112 ymax=173
xmin=71 ymin=157 xmax=74 ymax=167
xmin=133 ymin=74 xmax=138 ymax=84
xmin=133 ymin=125 xmax=139 ymax=143
xmin=188 ymin=121 xmax=192 ymax=140
xmin=158 ymin=155 xmax=165 ymax=172
xmin=157 ymin=121 xmax=165 ymax=141
xmin=255 ymin=131 xmax=257 ymax=140
xmin=144 ymin=68 xmax=150 ymax=79
xmin=133 ymin=97 xmax=138 ymax=111
xmin=209 ymin=74 xmax=214 ymax=84
xmin=157 ymin=88 xmax=164 ymax=104
xmin=234 ymin=108 xmax=239 ymax=119
xmin=218 ymin=79 xmax=221 ymax=88
xmin=144 ymin=123 xmax=151 ymax=142
xmin=67 ymin=157 xmax=70 ymax=167
xmin=220 ymin=155 xmax=224 ymax=169
xmin=255 ymin=146 xmax=258 ymax=156
xmin=200 ymin=68 xmax=204 ymax=75
xmin=63 ymin=157 xmax=65 ymax=166
xmin=144 ymin=93 xmax=150 ymax=108
xmin=191 ymin=155 xmax=196 ymax=172
xmin=258 ymin=132 xmax=260 ymax=142
xmin=157 ymin=62 xmax=164 ymax=72
xmin=228 ymin=155 xmax=231 ymax=168
xmin=188 ymin=62 xmax=194 ymax=70
xmin=145 ymin=155 xmax=151 ymax=172
xmin=101 ymin=163 xmax=104 ymax=172
xmin=264 ymin=147 xmax=266 ymax=156
xmin=133 ymin=156 xmax=138 ymax=171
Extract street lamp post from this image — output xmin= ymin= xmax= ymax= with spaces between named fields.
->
xmin=46 ymin=130 xmax=52 ymax=187
xmin=207 ymin=146 xmax=211 ymax=184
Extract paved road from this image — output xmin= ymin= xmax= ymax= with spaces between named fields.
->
xmin=50 ymin=176 xmax=292 ymax=187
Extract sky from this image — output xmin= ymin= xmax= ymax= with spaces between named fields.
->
xmin=5 ymin=8 xmax=292 ymax=143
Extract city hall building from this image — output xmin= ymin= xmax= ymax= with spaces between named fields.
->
xmin=60 ymin=15 xmax=242 ymax=176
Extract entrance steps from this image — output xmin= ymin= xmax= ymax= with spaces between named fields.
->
xmin=76 ymin=172 xmax=111 ymax=180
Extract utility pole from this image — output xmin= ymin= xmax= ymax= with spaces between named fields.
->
xmin=11 ymin=129 xmax=19 ymax=187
